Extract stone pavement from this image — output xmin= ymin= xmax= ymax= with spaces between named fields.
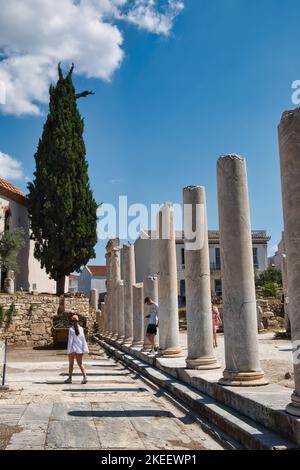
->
xmin=179 ymin=331 xmax=294 ymax=388
xmin=0 ymin=345 xmax=223 ymax=450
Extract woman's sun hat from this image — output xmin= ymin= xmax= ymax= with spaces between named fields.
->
xmin=71 ymin=314 xmax=79 ymax=322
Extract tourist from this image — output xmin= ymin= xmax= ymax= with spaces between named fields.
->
xmin=65 ymin=314 xmax=89 ymax=384
xmin=144 ymin=297 xmax=159 ymax=353
xmin=212 ymin=302 xmax=221 ymax=348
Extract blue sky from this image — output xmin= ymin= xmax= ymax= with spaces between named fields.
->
xmin=0 ymin=0 xmax=299 ymax=264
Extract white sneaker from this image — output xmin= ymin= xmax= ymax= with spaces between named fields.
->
xmin=81 ymin=377 xmax=88 ymax=384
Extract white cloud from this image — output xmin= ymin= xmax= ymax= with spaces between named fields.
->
xmin=0 ymin=152 xmax=24 ymax=180
xmin=124 ymin=0 xmax=184 ymax=35
xmin=110 ymin=178 xmax=123 ymax=184
xmin=0 ymin=0 xmax=184 ymax=116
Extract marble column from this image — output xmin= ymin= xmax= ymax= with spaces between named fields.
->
xmin=98 ymin=302 xmax=105 ymax=333
xmin=122 ymin=244 xmax=136 ymax=345
xmin=132 ymin=283 xmax=144 ymax=348
xmin=110 ymin=246 xmax=121 ymax=339
xmin=117 ymin=280 xmax=125 ymax=342
xmin=90 ymin=289 xmax=98 ymax=311
xmin=105 ymin=251 xmax=113 ymax=337
xmin=217 ymin=155 xmax=268 ymax=386
xmin=102 ymin=294 xmax=108 ymax=335
xmin=279 ymin=108 xmax=300 ymax=415
xmin=281 ymin=233 xmax=290 ymax=335
xmin=183 ymin=186 xmax=220 ymax=369
xmin=157 ymin=203 xmax=183 ymax=357
xmin=143 ymin=276 xmax=158 ymax=351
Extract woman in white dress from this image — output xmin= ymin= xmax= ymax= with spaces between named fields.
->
xmin=65 ymin=314 xmax=89 ymax=384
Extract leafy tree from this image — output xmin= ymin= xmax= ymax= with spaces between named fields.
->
xmin=255 ymin=267 xmax=282 ymax=289
xmin=0 ymin=227 xmax=25 ymax=272
xmin=27 ymin=64 xmax=97 ymax=295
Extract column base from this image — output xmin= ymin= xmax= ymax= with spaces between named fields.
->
xmin=219 ymin=370 xmax=269 ymax=387
xmin=131 ymin=341 xmax=144 ymax=349
xmin=286 ymin=393 xmax=300 ymax=416
xmin=116 ymin=336 xmax=125 ymax=343
xmin=122 ymin=337 xmax=133 ymax=346
xmin=158 ymin=346 xmax=184 ymax=358
xmin=186 ymin=357 xmax=221 ymax=370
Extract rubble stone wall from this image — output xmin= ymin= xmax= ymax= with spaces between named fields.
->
xmin=0 ymin=293 xmax=96 ymax=346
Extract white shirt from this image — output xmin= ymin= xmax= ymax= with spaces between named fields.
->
xmin=148 ymin=303 xmax=159 ymax=325
xmin=67 ymin=325 xmax=89 ymax=354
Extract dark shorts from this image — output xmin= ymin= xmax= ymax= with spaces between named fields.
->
xmin=146 ymin=324 xmax=157 ymax=335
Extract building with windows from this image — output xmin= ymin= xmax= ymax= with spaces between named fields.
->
xmin=176 ymin=230 xmax=270 ymax=304
xmin=0 ymin=178 xmax=57 ymax=293
xmin=135 ymin=229 xmax=270 ymax=305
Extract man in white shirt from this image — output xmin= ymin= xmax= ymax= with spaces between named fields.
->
xmin=144 ymin=297 xmax=159 ymax=353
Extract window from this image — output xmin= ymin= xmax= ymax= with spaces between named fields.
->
xmin=215 ymin=248 xmax=221 ymax=270
xmin=181 ymin=247 xmax=185 ymax=267
xmin=253 ymin=248 xmax=259 ymax=269
xmin=4 ymin=209 xmax=11 ymax=232
xmin=179 ymin=279 xmax=186 ymax=307
xmin=215 ymin=279 xmax=222 ymax=296
xmin=180 ymin=279 xmax=186 ymax=297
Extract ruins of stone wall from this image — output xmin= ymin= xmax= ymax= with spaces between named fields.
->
xmin=0 ymin=293 xmax=96 ymax=346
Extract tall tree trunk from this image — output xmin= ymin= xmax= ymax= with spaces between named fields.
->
xmin=56 ymin=275 xmax=65 ymax=296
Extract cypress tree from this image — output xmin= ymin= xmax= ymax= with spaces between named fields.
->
xmin=27 ymin=64 xmax=97 ymax=295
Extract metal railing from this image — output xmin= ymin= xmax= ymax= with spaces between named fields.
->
xmin=0 ymin=338 xmax=8 ymax=389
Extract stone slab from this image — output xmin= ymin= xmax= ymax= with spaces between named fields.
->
xmin=46 ymin=420 xmax=100 ymax=449
xmin=98 ymin=336 xmax=300 ymax=449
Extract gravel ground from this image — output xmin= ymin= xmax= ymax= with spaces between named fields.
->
xmin=0 ymin=424 xmax=22 ymax=450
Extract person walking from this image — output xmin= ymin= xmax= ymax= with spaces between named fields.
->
xmin=144 ymin=297 xmax=159 ymax=353
xmin=65 ymin=314 xmax=89 ymax=384
xmin=212 ymin=302 xmax=221 ymax=348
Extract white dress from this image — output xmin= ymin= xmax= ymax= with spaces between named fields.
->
xmin=67 ymin=325 xmax=89 ymax=354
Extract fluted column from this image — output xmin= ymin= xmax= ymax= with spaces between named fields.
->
xmin=157 ymin=203 xmax=183 ymax=357
xmin=143 ymin=276 xmax=158 ymax=351
xmin=117 ymin=280 xmax=125 ymax=342
xmin=110 ymin=246 xmax=121 ymax=339
xmin=105 ymin=251 xmax=113 ymax=336
xmin=217 ymin=155 xmax=268 ymax=386
xmin=279 ymin=109 xmax=300 ymax=415
xmin=102 ymin=294 xmax=108 ymax=335
xmin=183 ymin=186 xmax=220 ymax=369
xmin=132 ymin=283 xmax=144 ymax=348
xmin=122 ymin=244 xmax=136 ymax=345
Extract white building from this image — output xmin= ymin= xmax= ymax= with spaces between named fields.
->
xmin=0 ymin=178 xmax=56 ymax=293
xmin=268 ymin=234 xmax=284 ymax=272
xmin=78 ymin=265 xmax=106 ymax=299
xmin=68 ymin=274 xmax=79 ymax=293
xmin=135 ymin=229 xmax=270 ymax=304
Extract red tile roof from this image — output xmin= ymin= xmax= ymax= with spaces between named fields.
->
xmin=87 ymin=265 xmax=106 ymax=276
xmin=69 ymin=274 xmax=79 ymax=281
xmin=0 ymin=178 xmax=28 ymax=207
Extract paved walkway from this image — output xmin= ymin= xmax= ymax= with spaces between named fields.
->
xmin=179 ymin=331 xmax=294 ymax=388
xmin=0 ymin=345 xmax=223 ymax=450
